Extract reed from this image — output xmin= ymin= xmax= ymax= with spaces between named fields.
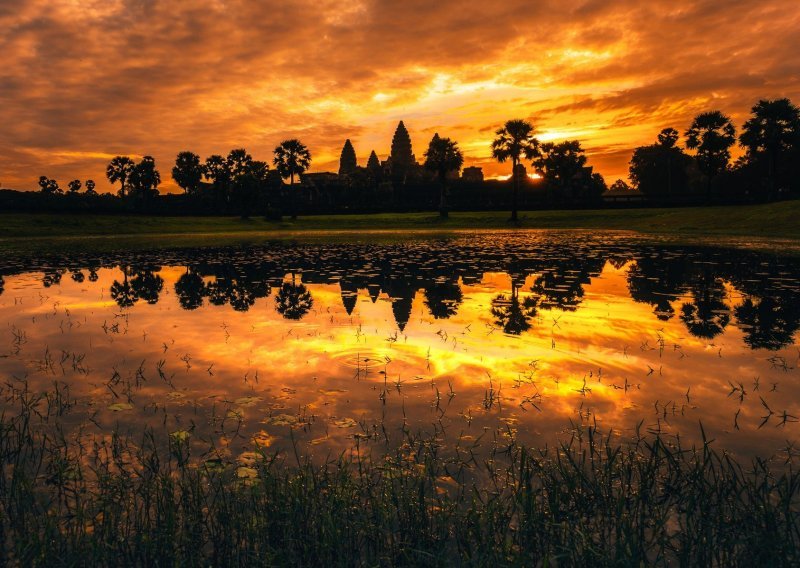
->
xmin=1 ymin=382 xmax=798 ymax=566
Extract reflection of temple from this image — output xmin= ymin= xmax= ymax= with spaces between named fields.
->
xmin=5 ymin=238 xmax=800 ymax=348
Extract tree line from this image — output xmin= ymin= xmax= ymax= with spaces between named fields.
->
xmin=5 ymin=97 xmax=799 ymax=218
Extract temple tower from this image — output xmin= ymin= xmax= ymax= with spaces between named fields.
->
xmin=339 ymin=139 xmax=357 ymax=176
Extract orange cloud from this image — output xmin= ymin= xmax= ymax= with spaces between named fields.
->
xmin=1 ymin=0 xmax=798 ymax=192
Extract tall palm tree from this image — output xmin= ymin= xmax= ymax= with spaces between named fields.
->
xmin=273 ymin=139 xmax=311 ymax=220
xmin=684 ymin=111 xmax=736 ymax=202
xmin=739 ymin=98 xmax=800 ymax=201
xmin=491 ymin=119 xmax=540 ymax=221
xmin=424 ymin=134 xmax=464 ymax=218
xmin=106 ymin=156 xmax=135 ymax=197
xmin=172 ymin=151 xmax=203 ymax=196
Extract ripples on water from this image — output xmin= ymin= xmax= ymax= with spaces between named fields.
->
xmin=1 ymin=232 xmax=798 ymax=462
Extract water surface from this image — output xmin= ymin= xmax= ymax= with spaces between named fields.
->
xmin=1 ymin=231 xmax=798 ymax=463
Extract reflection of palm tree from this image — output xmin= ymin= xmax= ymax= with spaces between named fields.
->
xmin=42 ymin=269 xmax=64 ymax=288
xmin=275 ymin=273 xmax=313 ymax=320
xmin=130 ymin=269 xmax=164 ymax=305
xmin=175 ymin=270 xmax=205 ymax=310
xmin=491 ymin=286 xmax=538 ymax=335
xmin=424 ymin=281 xmax=463 ymax=319
xmin=110 ymin=269 xmax=137 ymax=308
xmin=627 ymin=256 xmax=688 ymax=321
xmin=205 ymin=268 xmax=271 ymax=312
xmin=0 ymin=275 xmax=4 ymax=296
xmin=70 ymin=270 xmax=85 ymax=283
xmin=680 ymin=277 xmax=730 ymax=339
xmin=735 ymin=296 xmax=799 ymax=350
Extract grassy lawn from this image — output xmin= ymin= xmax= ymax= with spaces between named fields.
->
xmin=1 ymin=201 xmax=799 ymax=251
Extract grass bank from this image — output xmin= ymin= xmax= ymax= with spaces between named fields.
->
xmin=1 ymin=385 xmax=798 ymax=565
xmin=1 ymin=201 xmax=799 ymax=252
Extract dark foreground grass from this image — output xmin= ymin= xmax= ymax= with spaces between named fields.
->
xmin=1 ymin=201 xmax=800 ymax=253
xmin=1 ymin=386 xmax=798 ymax=566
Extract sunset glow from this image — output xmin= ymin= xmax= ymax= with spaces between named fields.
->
xmin=2 ymin=0 xmax=799 ymax=192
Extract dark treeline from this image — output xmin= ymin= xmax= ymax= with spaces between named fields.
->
xmin=3 ymin=97 xmax=798 ymax=218
xmin=3 ymin=237 xmax=799 ymax=349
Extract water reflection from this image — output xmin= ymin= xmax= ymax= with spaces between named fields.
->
xmin=1 ymin=233 xmax=799 ymax=461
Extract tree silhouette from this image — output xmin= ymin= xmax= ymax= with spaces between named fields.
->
xmin=491 ymin=285 xmax=538 ymax=335
xmin=735 ymin=295 xmax=800 ymax=350
xmin=630 ymin=128 xmax=692 ymax=200
xmin=110 ymin=268 xmax=137 ymax=308
xmin=273 ymin=139 xmax=311 ymax=220
xmin=128 ymin=156 xmax=161 ymax=201
xmin=226 ymin=148 xmax=253 ymax=179
xmin=232 ymin=159 xmax=269 ymax=219
xmin=275 ymin=272 xmax=313 ymax=320
xmin=533 ymin=140 xmax=587 ymax=205
xmin=0 ymin=275 xmax=4 ymax=297
xmin=38 ymin=176 xmax=61 ymax=195
xmin=627 ymin=255 xmax=688 ymax=321
xmin=679 ymin=275 xmax=730 ymax=339
xmin=609 ymin=179 xmax=631 ymax=192
xmin=424 ymin=134 xmax=464 ymax=218
xmin=339 ymin=139 xmax=357 ymax=176
xmin=130 ymin=269 xmax=164 ymax=304
xmin=42 ymin=269 xmax=64 ymax=288
xmin=175 ymin=270 xmax=205 ymax=310
xmin=685 ymin=111 xmax=736 ymax=201
xmin=85 ymin=179 xmax=97 ymax=195
xmin=491 ymin=119 xmax=540 ymax=221
xmin=658 ymin=127 xmax=679 ymax=147
xmin=739 ymin=98 xmax=800 ymax=201
xmin=204 ymin=154 xmax=231 ymax=205
xmin=423 ymin=280 xmax=463 ymax=319
xmin=67 ymin=179 xmax=82 ymax=194
xmin=172 ymin=151 xmax=204 ymax=196
xmin=106 ymin=156 xmax=135 ymax=197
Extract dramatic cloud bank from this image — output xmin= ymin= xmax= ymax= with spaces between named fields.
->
xmin=1 ymin=0 xmax=799 ymax=191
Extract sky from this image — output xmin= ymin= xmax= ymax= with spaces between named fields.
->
xmin=1 ymin=0 xmax=799 ymax=193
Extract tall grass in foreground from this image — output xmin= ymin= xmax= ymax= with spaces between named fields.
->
xmin=1 ymin=384 xmax=798 ymax=566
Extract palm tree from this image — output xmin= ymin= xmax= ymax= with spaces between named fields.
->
xmin=739 ymin=98 xmax=800 ymax=201
xmin=85 ymin=179 xmax=97 ymax=195
xmin=128 ymin=156 xmax=161 ymax=199
xmin=106 ymin=156 xmax=135 ymax=197
xmin=273 ymin=139 xmax=311 ymax=220
xmin=424 ymin=134 xmax=464 ymax=218
xmin=684 ymin=111 xmax=736 ymax=202
xmin=491 ymin=119 xmax=540 ymax=221
xmin=67 ymin=179 xmax=82 ymax=194
xmin=172 ymin=151 xmax=203 ymax=196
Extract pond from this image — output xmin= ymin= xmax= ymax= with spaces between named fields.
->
xmin=1 ymin=231 xmax=799 ymax=464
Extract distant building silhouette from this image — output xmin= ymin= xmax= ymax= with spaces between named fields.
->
xmin=339 ymin=139 xmax=357 ymax=176
xmin=390 ymin=121 xmax=415 ymax=167
xmin=367 ymin=150 xmax=381 ymax=173
xmin=462 ymin=166 xmax=484 ymax=182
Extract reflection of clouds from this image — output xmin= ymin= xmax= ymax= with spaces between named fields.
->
xmin=0 ymin=259 xmax=798 ymax=462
